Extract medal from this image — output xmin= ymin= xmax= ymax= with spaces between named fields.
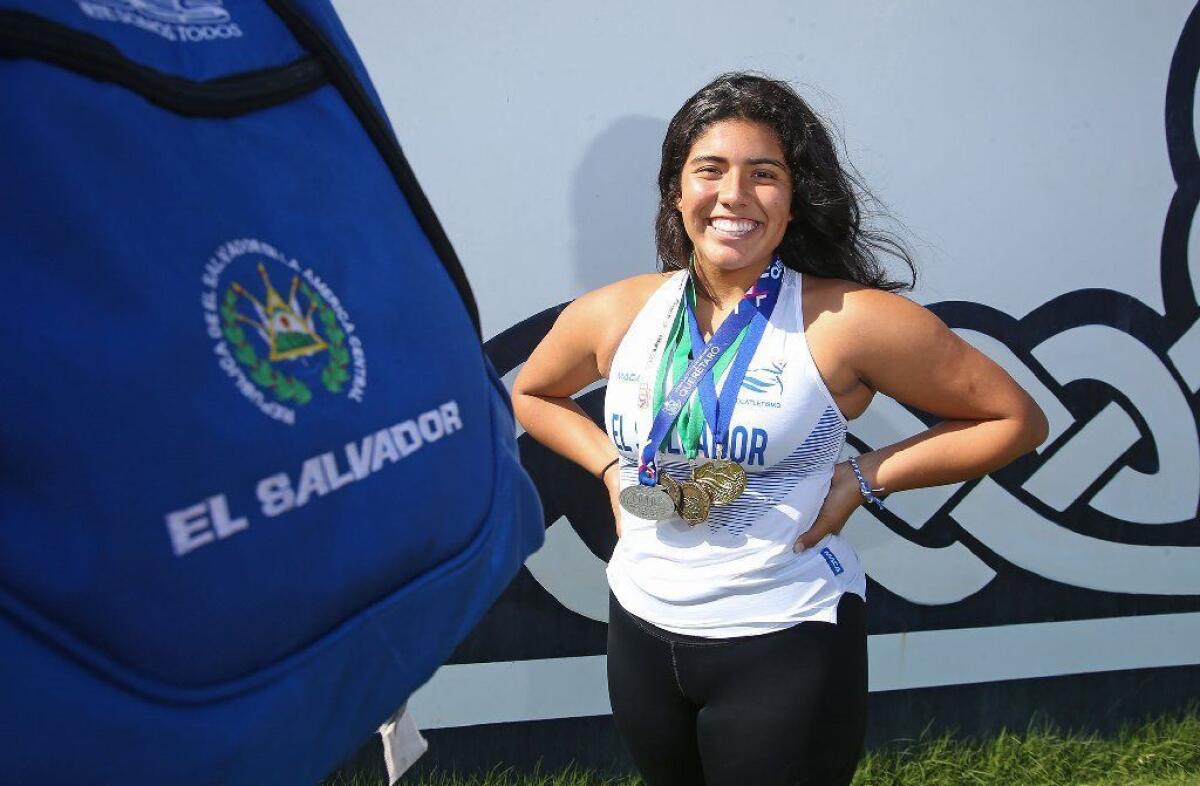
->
xmin=659 ymin=471 xmax=683 ymax=509
xmin=619 ymin=483 xmax=678 ymax=520
xmin=677 ymin=481 xmax=712 ymax=525
xmin=692 ymin=458 xmax=747 ymax=505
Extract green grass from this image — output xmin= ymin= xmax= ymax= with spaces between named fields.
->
xmin=851 ymin=711 xmax=1200 ymax=786
xmin=325 ymin=709 xmax=1200 ymax=786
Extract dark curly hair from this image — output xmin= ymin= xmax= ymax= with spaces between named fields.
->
xmin=655 ymin=72 xmax=916 ymax=293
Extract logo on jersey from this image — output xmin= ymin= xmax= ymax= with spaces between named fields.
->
xmin=77 ymin=1 xmax=243 ymax=42
xmin=201 ymin=239 xmax=367 ymax=425
xmin=819 ymin=547 xmax=845 ymax=576
xmin=743 ymin=360 xmax=786 ymax=395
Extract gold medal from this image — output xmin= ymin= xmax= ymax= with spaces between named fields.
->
xmin=677 ymin=481 xmax=712 ymax=526
xmin=692 ymin=459 xmax=746 ymax=505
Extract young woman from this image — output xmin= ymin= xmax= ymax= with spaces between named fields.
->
xmin=512 ymin=73 xmax=1048 ymax=786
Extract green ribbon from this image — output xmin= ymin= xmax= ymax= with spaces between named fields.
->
xmin=652 ymin=283 xmax=750 ymax=461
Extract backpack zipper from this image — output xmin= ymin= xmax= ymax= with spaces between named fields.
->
xmin=0 ymin=10 xmax=326 ymax=117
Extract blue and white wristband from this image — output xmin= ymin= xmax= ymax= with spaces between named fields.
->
xmin=847 ymin=456 xmax=886 ymax=510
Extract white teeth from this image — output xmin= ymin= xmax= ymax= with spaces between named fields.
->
xmin=710 ymin=218 xmax=758 ymax=235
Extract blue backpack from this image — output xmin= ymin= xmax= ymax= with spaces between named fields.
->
xmin=0 ymin=2 xmax=543 ymax=783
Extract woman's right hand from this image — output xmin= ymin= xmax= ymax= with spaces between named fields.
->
xmin=604 ymin=463 xmax=623 ymax=537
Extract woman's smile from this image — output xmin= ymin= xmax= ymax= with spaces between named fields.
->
xmin=707 ymin=216 xmax=762 ymax=239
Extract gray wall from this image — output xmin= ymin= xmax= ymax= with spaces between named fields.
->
xmin=337 ymin=0 xmax=1189 ymax=338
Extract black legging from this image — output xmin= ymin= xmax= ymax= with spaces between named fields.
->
xmin=607 ymin=592 xmax=868 ymax=786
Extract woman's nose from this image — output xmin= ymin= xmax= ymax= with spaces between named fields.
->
xmin=718 ymin=171 xmax=750 ymax=207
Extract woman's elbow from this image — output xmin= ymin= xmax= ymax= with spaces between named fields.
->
xmin=511 ymin=388 xmax=536 ymax=431
xmin=1017 ymin=396 xmax=1050 ymax=454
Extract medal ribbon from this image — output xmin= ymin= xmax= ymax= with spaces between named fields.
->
xmin=666 ymin=291 xmax=747 ymax=460
xmin=636 ymin=258 xmax=785 ymax=485
xmin=686 ymin=259 xmax=784 ymax=457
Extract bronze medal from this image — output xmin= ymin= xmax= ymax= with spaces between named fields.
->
xmin=692 ymin=459 xmax=746 ymax=505
xmin=659 ymin=472 xmax=683 ymax=509
xmin=619 ymin=483 xmax=677 ymax=520
xmin=677 ymin=481 xmax=712 ymax=526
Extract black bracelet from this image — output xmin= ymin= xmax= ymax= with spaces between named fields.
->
xmin=596 ymin=458 xmax=619 ymax=479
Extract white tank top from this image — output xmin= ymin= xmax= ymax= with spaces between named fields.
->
xmin=604 ymin=267 xmax=866 ymax=637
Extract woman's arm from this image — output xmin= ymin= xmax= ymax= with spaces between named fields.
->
xmin=512 ymin=275 xmax=666 ymax=532
xmin=795 ymin=285 xmax=1049 ymax=551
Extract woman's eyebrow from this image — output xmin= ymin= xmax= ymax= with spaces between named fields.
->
xmin=687 ymin=154 xmax=787 ymax=168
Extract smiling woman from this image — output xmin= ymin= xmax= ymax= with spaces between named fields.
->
xmin=512 ymin=72 xmax=1047 ymax=786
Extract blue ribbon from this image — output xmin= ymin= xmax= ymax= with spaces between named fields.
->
xmin=686 ymin=261 xmax=783 ymax=457
xmin=637 ymin=259 xmax=785 ymax=485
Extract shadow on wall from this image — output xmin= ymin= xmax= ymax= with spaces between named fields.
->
xmin=571 ymin=115 xmax=668 ymax=292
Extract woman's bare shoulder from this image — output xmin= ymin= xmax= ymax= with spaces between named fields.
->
xmin=804 ymin=275 xmax=923 ymax=333
xmin=564 ymin=271 xmax=673 ymax=327
xmin=563 ymin=271 xmax=675 ymax=375
xmin=804 ymin=274 xmax=967 ymax=389
xmin=576 ymin=271 xmax=673 ymax=307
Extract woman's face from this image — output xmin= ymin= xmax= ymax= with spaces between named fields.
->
xmin=677 ymin=119 xmax=792 ymax=277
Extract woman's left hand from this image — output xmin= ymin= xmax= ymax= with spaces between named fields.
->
xmin=793 ymin=460 xmax=863 ymax=552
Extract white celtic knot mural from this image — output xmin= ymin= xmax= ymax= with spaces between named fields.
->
xmin=844 ymin=8 xmax=1200 ymax=603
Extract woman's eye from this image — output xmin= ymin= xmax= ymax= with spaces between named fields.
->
xmin=753 ymin=170 xmax=777 ymax=179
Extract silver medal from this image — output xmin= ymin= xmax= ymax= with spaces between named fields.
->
xmin=620 ymin=483 xmax=678 ymax=520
